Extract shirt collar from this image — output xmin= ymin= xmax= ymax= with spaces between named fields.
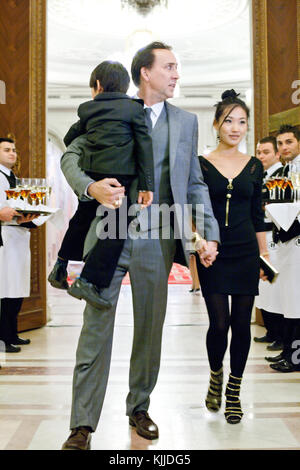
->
xmin=266 ymin=161 xmax=282 ymax=177
xmin=294 ymin=154 xmax=300 ymax=163
xmin=135 ymin=94 xmax=164 ymax=118
xmin=0 ymin=163 xmax=11 ymax=176
xmin=146 ymin=101 xmax=164 ymax=118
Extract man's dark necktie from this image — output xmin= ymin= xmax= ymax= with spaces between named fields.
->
xmin=263 ymin=171 xmax=268 ymax=179
xmin=0 ymin=169 xmax=16 ymax=188
xmin=8 ymin=171 xmax=16 ymax=188
xmin=0 ymin=171 xmax=16 ymax=246
xmin=144 ymin=107 xmax=152 ymax=133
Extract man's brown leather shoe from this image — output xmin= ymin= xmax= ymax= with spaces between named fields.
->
xmin=61 ymin=426 xmax=92 ymax=450
xmin=129 ymin=411 xmax=159 ymax=440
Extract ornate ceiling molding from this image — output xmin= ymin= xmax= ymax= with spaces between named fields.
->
xmin=48 ymin=0 xmax=248 ymax=34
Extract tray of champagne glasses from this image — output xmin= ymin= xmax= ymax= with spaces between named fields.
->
xmin=264 ymin=175 xmax=295 ymax=203
xmin=14 ymin=208 xmax=53 ymax=216
xmin=5 ymin=177 xmax=54 ymax=216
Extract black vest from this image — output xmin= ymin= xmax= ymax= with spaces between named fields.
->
xmin=0 ymin=170 xmax=16 ymax=246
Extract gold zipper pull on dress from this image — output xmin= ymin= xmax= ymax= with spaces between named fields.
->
xmin=225 ymin=178 xmax=233 ymax=227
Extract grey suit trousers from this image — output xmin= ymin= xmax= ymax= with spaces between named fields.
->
xmin=70 ymin=234 xmax=176 ymax=431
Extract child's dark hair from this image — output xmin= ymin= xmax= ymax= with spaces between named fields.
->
xmin=89 ymin=61 xmax=130 ymax=93
xmin=214 ymin=89 xmax=250 ymax=127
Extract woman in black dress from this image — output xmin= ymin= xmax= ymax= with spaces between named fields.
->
xmin=196 ymin=90 xmax=268 ymax=424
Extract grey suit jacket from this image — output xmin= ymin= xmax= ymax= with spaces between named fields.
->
xmin=61 ymin=101 xmax=220 ymax=264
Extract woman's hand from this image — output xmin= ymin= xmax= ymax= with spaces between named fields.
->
xmin=260 ymin=252 xmax=269 ymax=281
xmin=199 ymin=241 xmax=219 ymax=268
xmin=260 ymin=268 xmax=268 ymax=281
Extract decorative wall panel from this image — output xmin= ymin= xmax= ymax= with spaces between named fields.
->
xmin=0 ymin=0 xmax=47 ymax=331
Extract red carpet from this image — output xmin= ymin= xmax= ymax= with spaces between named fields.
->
xmin=68 ymin=262 xmax=192 ymax=285
xmin=122 ymin=263 xmax=192 ymax=285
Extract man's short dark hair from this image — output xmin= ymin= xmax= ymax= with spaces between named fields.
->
xmin=276 ymin=124 xmax=300 ymax=141
xmin=131 ymin=41 xmax=172 ymax=87
xmin=0 ymin=137 xmax=15 ymax=145
xmin=89 ymin=61 xmax=130 ymax=93
xmin=258 ymin=135 xmax=278 ymax=153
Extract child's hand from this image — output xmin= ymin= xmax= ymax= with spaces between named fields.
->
xmin=138 ymin=191 xmax=153 ymax=209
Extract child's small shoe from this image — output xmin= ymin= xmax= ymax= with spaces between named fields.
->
xmin=48 ymin=261 xmax=69 ymax=290
xmin=68 ymin=277 xmax=112 ymax=309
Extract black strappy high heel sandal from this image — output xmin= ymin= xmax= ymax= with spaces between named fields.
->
xmin=224 ymin=374 xmax=243 ymax=424
xmin=205 ymin=367 xmax=223 ymax=412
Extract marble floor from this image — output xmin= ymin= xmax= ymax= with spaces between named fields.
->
xmin=0 ymin=284 xmax=299 ymax=451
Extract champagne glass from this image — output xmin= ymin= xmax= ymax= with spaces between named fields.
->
xmin=290 ymin=162 xmax=300 ymax=202
xmin=265 ymin=179 xmax=273 ymax=200
xmin=287 ymin=178 xmax=294 ymax=200
xmin=34 ymin=178 xmax=43 ymax=207
xmin=19 ymin=178 xmax=31 ymax=207
xmin=30 ymin=181 xmax=38 ymax=207
xmin=281 ymin=177 xmax=289 ymax=200
xmin=267 ymin=178 xmax=277 ymax=200
xmin=12 ymin=187 xmax=21 ymax=206
xmin=275 ymin=177 xmax=284 ymax=200
xmin=5 ymin=189 xmax=15 ymax=206
xmin=20 ymin=186 xmax=31 ymax=207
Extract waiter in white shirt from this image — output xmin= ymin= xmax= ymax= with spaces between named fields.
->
xmin=255 ymin=136 xmax=284 ymax=350
xmin=268 ymin=125 xmax=300 ymax=372
xmin=0 ymin=137 xmax=37 ymax=353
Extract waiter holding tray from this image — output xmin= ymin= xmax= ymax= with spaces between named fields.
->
xmin=0 ymin=137 xmax=38 ymax=353
xmin=265 ymin=125 xmax=300 ymax=372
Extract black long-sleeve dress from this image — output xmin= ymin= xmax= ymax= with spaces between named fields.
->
xmin=197 ymin=156 xmax=265 ymax=296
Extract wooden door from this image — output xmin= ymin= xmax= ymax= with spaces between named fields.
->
xmin=0 ymin=0 xmax=47 ymax=331
xmin=252 ymin=0 xmax=300 ymax=141
xmin=252 ymin=0 xmax=300 ymax=325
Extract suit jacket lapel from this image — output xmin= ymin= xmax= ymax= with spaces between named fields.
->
xmin=166 ymin=102 xmax=181 ymax=173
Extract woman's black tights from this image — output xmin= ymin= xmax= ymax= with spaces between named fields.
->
xmin=204 ymin=293 xmax=254 ymax=377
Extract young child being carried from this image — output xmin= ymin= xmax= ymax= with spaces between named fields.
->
xmin=48 ymin=60 xmax=154 ymax=309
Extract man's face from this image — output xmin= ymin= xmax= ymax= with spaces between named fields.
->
xmin=276 ymin=132 xmax=300 ymax=162
xmin=142 ymin=49 xmax=179 ymax=102
xmin=0 ymin=141 xmax=17 ymax=169
xmin=256 ymin=142 xmax=279 ymax=170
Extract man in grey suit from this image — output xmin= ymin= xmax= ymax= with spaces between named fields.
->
xmin=61 ymin=42 xmax=220 ymax=450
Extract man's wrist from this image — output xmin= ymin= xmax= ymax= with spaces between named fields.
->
xmin=207 ymin=240 xmax=218 ymax=247
xmin=85 ymin=182 xmax=95 ymax=199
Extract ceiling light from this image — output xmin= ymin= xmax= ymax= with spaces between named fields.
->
xmin=121 ymin=0 xmax=168 ymax=16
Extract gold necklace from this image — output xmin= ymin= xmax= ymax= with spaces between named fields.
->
xmin=225 ymin=178 xmax=233 ymax=227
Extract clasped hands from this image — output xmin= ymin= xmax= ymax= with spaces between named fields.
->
xmin=194 ymin=234 xmax=219 ymax=268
